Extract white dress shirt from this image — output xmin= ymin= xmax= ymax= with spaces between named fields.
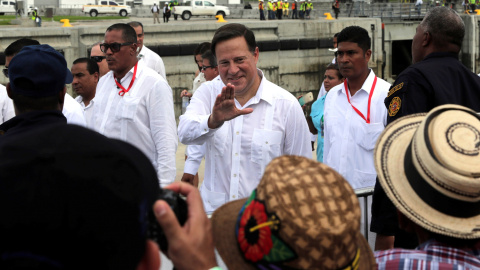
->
xmin=0 ymin=84 xmax=14 ymax=123
xmin=92 ymin=61 xmax=177 ymax=187
xmin=178 ymin=70 xmax=312 ymax=214
xmin=323 ymin=70 xmax=390 ymax=189
xmin=138 ymin=46 xmax=166 ymax=81
xmin=63 ymin=93 xmax=86 ymax=127
xmin=75 ymin=95 xmax=95 ymax=129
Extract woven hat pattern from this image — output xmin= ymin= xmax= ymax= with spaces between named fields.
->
xmin=255 ymin=156 xmax=362 ymax=269
xmin=375 ymin=104 xmax=480 ymax=239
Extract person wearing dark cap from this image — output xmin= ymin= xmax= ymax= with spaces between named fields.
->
xmin=371 ymin=7 xmax=480 ymax=251
xmin=212 ymin=155 xmax=376 ymax=269
xmin=93 ymin=23 xmax=177 ymax=187
xmin=0 ymin=44 xmax=219 ymax=270
xmin=374 ymin=104 xmax=480 ymax=268
xmin=4 ymin=38 xmax=87 ymax=127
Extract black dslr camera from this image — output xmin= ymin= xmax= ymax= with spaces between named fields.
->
xmin=148 ymin=188 xmax=188 ymax=253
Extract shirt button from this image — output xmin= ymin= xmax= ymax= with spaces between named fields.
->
xmin=233 ymin=174 xmax=237 ymax=177
xmin=235 ymin=153 xmax=238 ymax=156
xmin=232 ymin=195 xmax=236 ymax=198
xmin=204 ymin=129 xmax=207 ymax=132
xmin=236 ymin=131 xmax=239 ymax=135
xmin=265 ymin=141 xmax=268 ymax=144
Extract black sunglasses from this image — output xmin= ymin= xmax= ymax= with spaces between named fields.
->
xmin=2 ymin=67 xmax=7 ymax=77
xmin=90 ymin=56 xmax=106 ymax=62
xmin=100 ymin=42 xmax=134 ymax=53
xmin=201 ymin=65 xmax=216 ymax=71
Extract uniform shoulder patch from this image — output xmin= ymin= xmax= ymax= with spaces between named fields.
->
xmin=387 ymin=82 xmax=404 ymax=97
xmin=388 ymin=96 xmax=401 ymax=117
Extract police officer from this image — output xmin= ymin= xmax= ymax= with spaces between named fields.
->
xmin=372 ymin=7 xmax=480 ymax=251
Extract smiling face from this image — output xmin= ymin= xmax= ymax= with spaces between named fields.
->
xmin=336 ymin=41 xmax=371 ymax=81
xmin=104 ymin=29 xmax=137 ymax=79
xmin=215 ymin=36 xmax=260 ymax=101
xmin=71 ymin=62 xmax=99 ymax=102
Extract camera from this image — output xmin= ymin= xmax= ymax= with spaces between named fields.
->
xmin=147 ymin=188 xmax=188 ymax=253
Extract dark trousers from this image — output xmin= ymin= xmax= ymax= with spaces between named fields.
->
xmin=260 ymin=9 xmax=265 ymax=20
xmin=292 ymin=9 xmax=297 ymax=18
xmin=276 ymin=9 xmax=282 ymax=19
xmin=164 ymin=13 xmax=170 ymax=22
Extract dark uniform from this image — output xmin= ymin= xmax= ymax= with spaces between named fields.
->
xmin=371 ymin=52 xmax=480 ymax=248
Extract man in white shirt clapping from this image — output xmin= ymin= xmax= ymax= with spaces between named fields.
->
xmin=178 ymin=23 xmax=311 ymax=214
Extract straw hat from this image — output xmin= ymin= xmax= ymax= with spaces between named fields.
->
xmin=375 ymin=104 xmax=480 ymax=239
xmin=212 ymin=156 xmax=375 ymax=270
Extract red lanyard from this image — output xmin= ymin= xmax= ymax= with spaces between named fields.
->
xmin=344 ymin=76 xmax=377 ymax=124
xmin=114 ymin=62 xmax=138 ymax=96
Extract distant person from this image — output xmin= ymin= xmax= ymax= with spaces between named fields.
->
xmin=4 ymin=38 xmax=86 ymax=127
xmin=178 ymin=24 xmax=311 ymax=214
xmin=291 ymin=0 xmax=298 ymax=19
xmin=372 ymin=6 xmax=480 ymax=251
xmin=93 ymin=23 xmax=177 ymax=187
xmin=90 ymin=42 xmax=109 ymax=78
xmin=317 ymin=32 xmax=339 ymax=99
xmin=259 ymin=0 xmax=265 ymax=20
xmin=374 ymin=104 xmax=480 ymax=269
xmin=332 ymin=0 xmax=340 ymax=18
xmin=212 ymin=155 xmax=376 ymax=270
xmin=128 ymin=21 xmax=167 ymax=80
xmin=71 ymin=57 xmax=99 ymax=128
xmin=415 ymin=0 xmax=422 ymax=15
xmin=283 ymin=0 xmax=289 ymax=17
xmin=163 ymin=2 xmax=171 ymax=22
xmin=169 ymin=0 xmax=179 ymax=20
xmin=151 ymin=2 xmax=161 ymax=23
xmin=309 ymin=63 xmax=344 ymax=162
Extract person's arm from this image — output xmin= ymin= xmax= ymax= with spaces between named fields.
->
xmin=181 ymin=144 xmax=206 ymax=187
xmin=149 ymin=80 xmax=178 ymax=187
xmin=154 ymin=182 xmax=217 ymax=269
xmin=155 ymin=56 xmax=167 ymax=81
xmin=282 ymin=100 xmax=312 ymax=159
xmin=178 ymin=83 xmax=253 ymax=145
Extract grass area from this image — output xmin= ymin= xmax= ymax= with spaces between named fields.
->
xmin=0 ymin=14 xmax=128 ymax=25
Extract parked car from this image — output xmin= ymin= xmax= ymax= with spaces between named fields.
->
xmin=82 ymin=0 xmax=131 ymax=17
xmin=0 ymin=1 xmax=16 ymax=15
xmin=173 ymin=0 xmax=229 ymax=20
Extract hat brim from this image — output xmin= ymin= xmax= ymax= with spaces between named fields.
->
xmin=212 ymin=199 xmax=376 ymax=269
xmin=375 ymin=113 xmax=480 ymax=239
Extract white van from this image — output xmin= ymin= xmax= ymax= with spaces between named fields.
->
xmin=0 ymin=0 xmax=16 ymax=15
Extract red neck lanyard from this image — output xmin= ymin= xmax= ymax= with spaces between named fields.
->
xmin=114 ymin=62 xmax=138 ymax=96
xmin=344 ymin=76 xmax=377 ymax=124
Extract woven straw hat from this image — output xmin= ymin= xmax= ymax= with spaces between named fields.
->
xmin=212 ymin=155 xmax=375 ymax=270
xmin=375 ymin=104 xmax=480 ymax=239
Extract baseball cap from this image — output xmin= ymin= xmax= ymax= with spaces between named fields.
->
xmin=8 ymin=44 xmax=73 ymax=97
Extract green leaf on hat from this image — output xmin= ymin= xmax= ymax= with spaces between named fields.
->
xmin=263 ymin=235 xmax=296 ymax=262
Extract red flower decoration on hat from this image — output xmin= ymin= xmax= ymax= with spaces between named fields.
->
xmin=237 ymin=200 xmax=274 ymax=262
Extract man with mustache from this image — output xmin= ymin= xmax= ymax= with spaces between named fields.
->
xmin=178 ymin=23 xmax=311 ymax=214
xmin=323 ymin=25 xmax=390 ymax=190
xmin=92 ymin=23 xmax=177 ymax=187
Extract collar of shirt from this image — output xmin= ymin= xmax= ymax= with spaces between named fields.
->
xmin=239 ymin=69 xmax=274 ymax=108
xmin=423 ymin=52 xmax=459 ymax=61
xmin=116 ymin=60 xmax=143 ymax=95
xmin=340 ymin=69 xmax=375 ymax=98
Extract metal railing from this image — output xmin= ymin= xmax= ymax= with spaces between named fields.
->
xmin=355 ymin=186 xmax=374 ymax=241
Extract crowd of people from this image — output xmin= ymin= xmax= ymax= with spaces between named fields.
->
xmin=0 ymin=6 xmax=479 ymax=269
xmin=259 ymin=0 xmax=313 ymax=20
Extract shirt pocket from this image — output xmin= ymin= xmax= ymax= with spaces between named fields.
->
xmin=213 ymin=124 xmax=229 ymax=157
xmin=325 ymin=116 xmax=338 ymax=145
xmin=200 ymin=185 xmax=226 ymax=213
xmin=353 ymin=121 xmax=384 ymax=151
xmin=115 ymin=96 xmax=140 ymax=122
xmin=250 ymin=129 xmax=283 ymax=165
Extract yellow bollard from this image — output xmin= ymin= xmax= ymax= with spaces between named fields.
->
xmin=324 ymin=12 xmax=334 ymax=20
xmin=60 ymin=19 xmax=72 ymax=27
xmin=476 ymin=9 xmax=480 ymax=15
xmin=215 ymin=14 xmax=227 ymax=22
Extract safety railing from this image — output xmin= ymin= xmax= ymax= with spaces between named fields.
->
xmin=355 ymin=186 xmax=374 ymax=241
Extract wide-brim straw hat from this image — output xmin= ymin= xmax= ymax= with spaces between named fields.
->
xmin=375 ymin=104 xmax=480 ymax=239
xmin=212 ymin=155 xmax=376 ymax=270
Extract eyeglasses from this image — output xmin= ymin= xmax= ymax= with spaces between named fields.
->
xmin=201 ymin=65 xmax=216 ymax=71
xmin=99 ymin=42 xmax=134 ymax=53
xmin=90 ymin=55 xmax=106 ymax=62
xmin=2 ymin=67 xmax=7 ymax=77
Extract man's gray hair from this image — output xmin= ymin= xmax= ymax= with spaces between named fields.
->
xmin=421 ymin=6 xmax=464 ymax=48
